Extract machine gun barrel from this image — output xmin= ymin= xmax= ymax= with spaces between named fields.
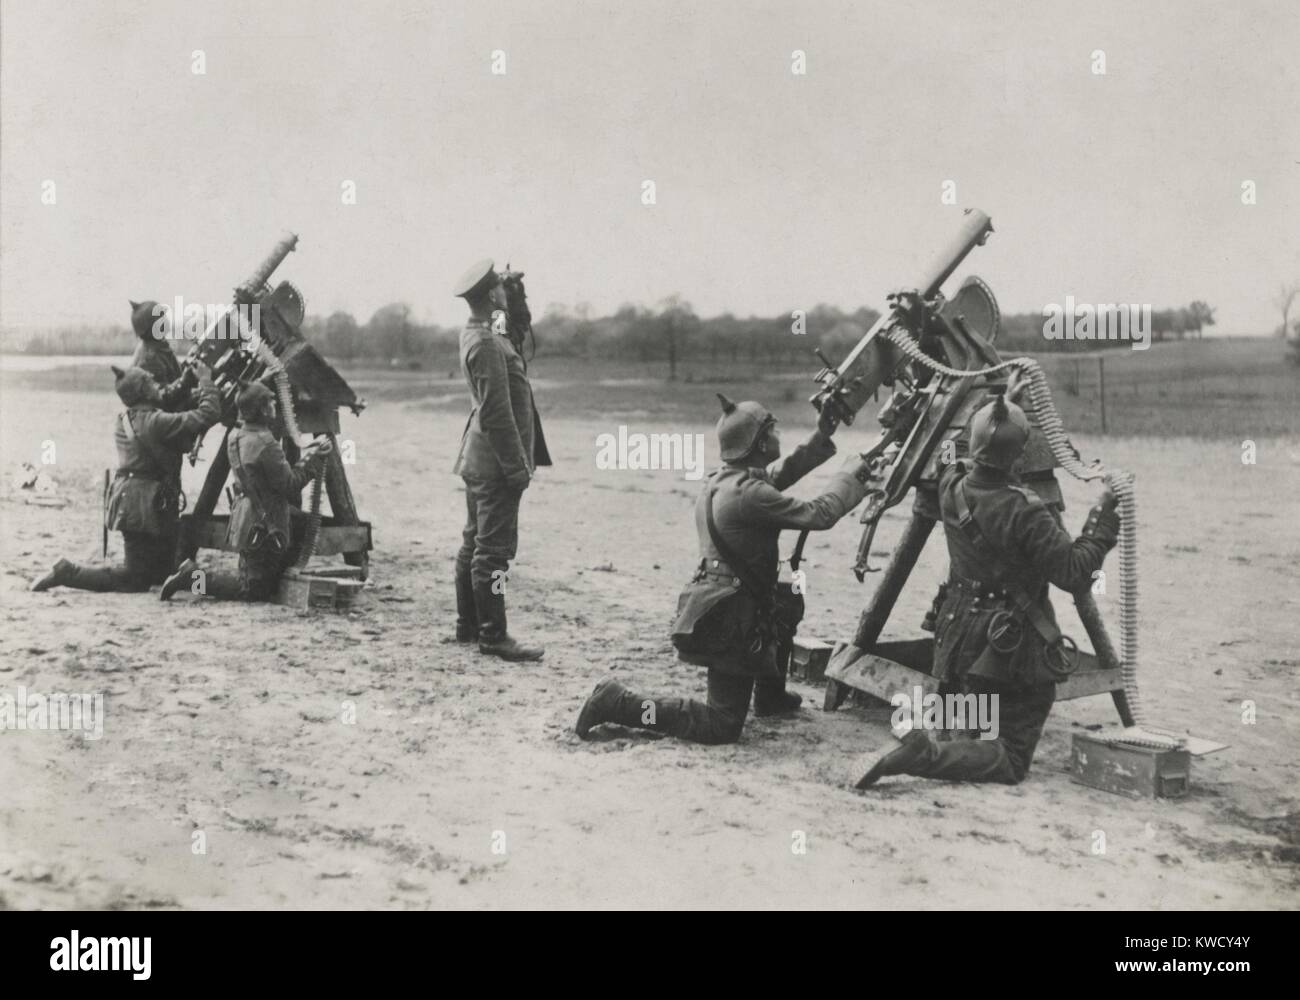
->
xmin=236 ymin=232 xmax=299 ymax=303
xmin=811 ymin=209 xmax=993 ymax=425
xmin=180 ymin=233 xmax=301 ymax=423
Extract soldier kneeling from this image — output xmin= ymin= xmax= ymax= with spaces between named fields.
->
xmin=31 ymin=363 xmax=219 ymax=594
xmin=855 ymin=392 xmax=1120 ymax=787
xmin=160 ymin=383 xmax=329 ymax=602
xmin=575 ymin=393 xmax=871 ymax=745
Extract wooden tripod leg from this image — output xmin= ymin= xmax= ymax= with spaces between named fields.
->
xmin=1075 ymin=590 xmax=1136 ymax=727
xmin=824 ymin=512 xmax=935 ymax=712
xmin=323 ymin=432 xmax=368 ymax=577
xmin=179 ymin=427 xmax=231 ymax=562
xmin=852 ymin=513 xmax=935 ymax=650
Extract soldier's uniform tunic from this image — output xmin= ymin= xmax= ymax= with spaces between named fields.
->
xmin=58 ymin=372 xmax=220 ymax=591
xmin=452 ymin=316 xmax=550 ymax=600
xmin=223 ymin=422 xmax=328 ymax=600
xmin=922 ymin=460 xmax=1120 ymax=782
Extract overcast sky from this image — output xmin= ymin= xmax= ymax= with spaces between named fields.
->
xmin=1 ymin=0 xmax=1296 ymax=334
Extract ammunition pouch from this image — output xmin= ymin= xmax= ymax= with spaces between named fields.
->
xmin=922 ymin=581 xmax=950 ymax=633
xmin=107 ymin=471 xmax=183 ymax=536
xmin=671 ymin=572 xmax=803 ymax=668
xmin=154 ymin=480 xmax=186 ymax=517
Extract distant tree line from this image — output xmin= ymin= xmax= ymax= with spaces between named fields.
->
xmin=8 ymin=297 xmax=1220 ymax=366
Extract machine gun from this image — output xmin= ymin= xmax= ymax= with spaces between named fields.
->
xmin=175 ymin=234 xmax=373 ymax=586
xmin=808 ymin=209 xmax=1181 ymax=749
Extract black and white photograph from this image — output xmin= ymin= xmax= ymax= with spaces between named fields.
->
xmin=0 ymin=0 xmax=1296 ymax=935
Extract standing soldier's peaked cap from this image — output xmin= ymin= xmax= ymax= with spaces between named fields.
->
xmin=968 ymin=392 xmax=1030 ymax=471
xmin=452 ymin=258 xmax=499 ymax=299
xmin=715 ymin=392 xmax=776 ymax=462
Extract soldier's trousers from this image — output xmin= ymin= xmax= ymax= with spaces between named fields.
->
xmin=455 ymin=478 xmax=522 ymax=590
xmin=186 ymin=549 xmax=290 ymax=602
xmin=60 ymin=529 xmax=177 ymax=592
xmin=909 ymin=676 xmax=1056 ymax=784
xmin=239 ymin=548 xmax=290 ymax=601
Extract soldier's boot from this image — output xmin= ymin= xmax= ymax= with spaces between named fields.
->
xmin=576 ymin=680 xmax=729 ymax=743
xmin=31 ymin=558 xmax=76 ymax=592
xmin=855 ymin=730 xmax=1018 ymax=787
xmin=855 ymin=730 xmax=940 ymax=788
xmin=453 ymin=569 xmax=478 ymax=642
xmin=160 ymin=559 xmax=200 ymax=601
xmin=753 ymin=663 xmax=802 ymax=716
xmin=161 ymin=561 xmax=242 ymax=601
xmin=32 ymin=559 xmax=123 ymax=593
xmin=475 ymin=586 xmax=544 ymax=662
xmin=753 ymin=635 xmax=802 ymax=716
xmin=575 ymin=680 xmax=642 ymax=738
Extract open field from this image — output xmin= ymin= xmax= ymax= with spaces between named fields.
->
xmin=0 ymin=348 xmax=1298 ymax=909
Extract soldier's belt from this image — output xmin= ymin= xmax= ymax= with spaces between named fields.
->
xmin=948 ymin=574 xmax=1077 ymax=676
xmin=694 ymin=558 xmax=743 ymax=588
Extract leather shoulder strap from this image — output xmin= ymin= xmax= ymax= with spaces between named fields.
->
xmin=705 ymin=478 xmax=773 ymax=606
xmin=955 ymin=477 xmax=1064 ymax=648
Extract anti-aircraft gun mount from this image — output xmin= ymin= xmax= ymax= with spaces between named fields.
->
xmin=796 ymin=209 xmax=1221 ymax=769
xmin=174 ymin=234 xmax=372 ymax=607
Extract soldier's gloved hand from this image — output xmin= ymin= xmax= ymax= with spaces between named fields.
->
xmin=1098 ymin=486 xmax=1119 ymax=514
xmin=842 ymin=453 xmax=873 ymax=485
xmin=506 ymin=470 xmax=531 ymax=492
xmin=302 ymin=438 xmax=333 ymax=460
xmin=194 ymin=362 xmax=213 ymax=385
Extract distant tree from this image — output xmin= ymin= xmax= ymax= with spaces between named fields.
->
xmin=367 ymin=303 xmax=417 ymax=361
xmin=1186 ymin=301 xmax=1215 ymax=338
xmin=658 ymin=294 xmax=698 ymax=380
xmin=320 ymin=310 xmax=361 ymax=359
xmin=1275 ymin=281 xmax=1300 ymax=339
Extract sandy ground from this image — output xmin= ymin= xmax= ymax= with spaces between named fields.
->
xmin=1 ymin=372 xmax=1298 ymax=909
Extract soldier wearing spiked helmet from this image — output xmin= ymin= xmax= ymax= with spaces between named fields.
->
xmin=576 ymin=393 xmax=872 ymax=745
xmin=856 ymin=389 xmax=1122 ymax=787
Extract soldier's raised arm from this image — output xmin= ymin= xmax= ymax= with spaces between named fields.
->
xmin=741 ymin=453 xmax=871 ymax=532
xmin=148 ymin=365 xmax=221 ymax=444
xmin=767 ymin=428 xmax=837 ymax=490
xmin=1010 ymin=488 xmax=1119 ymax=592
xmin=259 ymin=436 xmax=328 ymax=499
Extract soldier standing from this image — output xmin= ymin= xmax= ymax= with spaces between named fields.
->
xmin=160 ymin=382 xmax=331 ymax=602
xmin=855 ymin=393 xmax=1120 ymax=787
xmin=575 ymin=395 xmax=872 ymax=744
xmin=129 ymin=299 xmax=195 ymax=410
xmin=451 ymin=259 xmax=550 ymax=661
xmin=31 ymin=363 xmax=220 ymax=593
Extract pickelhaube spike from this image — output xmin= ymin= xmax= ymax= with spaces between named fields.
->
xmin=969 ymin=392 xmax=1030 ymax=471
xmin=715 ymin=392 xmax=775 ymax=462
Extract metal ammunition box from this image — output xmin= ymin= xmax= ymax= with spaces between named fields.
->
xmin=1070 ymin=732 xmax=1191 ymax=799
